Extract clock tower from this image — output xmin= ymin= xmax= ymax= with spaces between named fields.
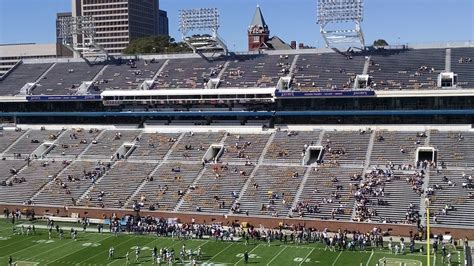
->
xmin=248 ymin=5 xmax=270 ymax=51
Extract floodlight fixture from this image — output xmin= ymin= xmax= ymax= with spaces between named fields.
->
xmin=178 ymin=8 xmax=228 ymax=57
xmin=179 ymin=8 xmax=220 ymax=37
xmin=57 ymin=15 xmax=107 ymax=59
xmin=317 ymin=0 xmax=365 ymax=48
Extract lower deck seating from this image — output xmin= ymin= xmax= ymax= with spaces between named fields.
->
xmin=34 ymin=160 xmax=111 ymax=206
xmin=219 ymin=134 xmax=270 ymax=164
xmin=129 ymin=163 xmax=204 ymax=211
xmin=428 ymin=170 xmax=474 ymax=227
xmin=371 ymin=131 xmax=425 ymax=166
xmin=0 ymin=126 xmax=473 ymax=229
xmin=365 ymin=171 xmax=422 ymax=224
xmin=264 ymin=130 xmax=320 ymax=164
xmin=128 ymin=133 xmax=180 ymax=160
xmin=47 ymin=128 xmax=101 ymax=158
xmin=0 ymin=160 xmax=27 ymax=182
xmin=81 ymin=130 xmax=140 ymax=159
xmin=168 ymin=132 xmax=224 ymax=162
xmin=4 ymin=130 xmax=63 ymax=157
xmin=0 ymin=130 xmax=25 ymax=153
xmin=0 ymin=160 xmax=66 ymax=203
xmin=430 ymin=131 xmax=474 ymax=167
xmin=237 ymin=165 xmax=305 ymax=217
xmin=82 ymin=162 xmax=156 ymax=209
xmin=179 ymin=164 xmax=254 ymax=214
xmin=294 ymin=167 xmax=362 ymax=220
xmin=322 ymin=130 xmax=371 ymax=166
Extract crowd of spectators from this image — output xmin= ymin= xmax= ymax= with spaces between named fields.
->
xmin=353 ymin=167 xmax=422 ymax=225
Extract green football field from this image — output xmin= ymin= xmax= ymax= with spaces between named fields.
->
xmin=0 ymin=220 xmax=464 ymax=266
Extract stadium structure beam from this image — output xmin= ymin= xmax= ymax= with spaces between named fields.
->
xmin=57 ymin=15 xmax=108 ymax=60
xmin=179 ymin=8 xmax=228 ymax=58
xmin=317 ymin=0 xmax=366 ymax=49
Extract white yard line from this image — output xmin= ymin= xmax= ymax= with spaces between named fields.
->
xmin=196 ymin=240 xmax=210 ymax=248
xmin=205 ymin=243 xmax=234 ymax=263
xmin=45 ymin=235 xmax=112 ymax=266
xmin=331 ymin=251 xmax=343 ymax=266
xmin=365 ymin=249 xmax=374 ymax=266
xmin=299 ymin=247 xmax=315 ymax=266
xmin=267 ymin=246 xmax=287 ymax=266
xmin=24 ymin=240 xmax=76 ymax=261
xmin=234 ymin=244 xmax=260 ymax=266
xmin=74 ymin=236 xmax=137 ymax=265
xmin=6 ymin=241 xmax=46 ymax=257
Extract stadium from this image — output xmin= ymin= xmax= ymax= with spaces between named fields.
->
xmin=0 ymin=0 xmax=473 ymax=265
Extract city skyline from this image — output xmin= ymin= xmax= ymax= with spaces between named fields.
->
xmin=0 ymin=0 xmax=473 ymax=52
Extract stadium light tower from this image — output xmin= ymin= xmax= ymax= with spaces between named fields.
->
xmin=57 ymin=15 xmax=107 ymax=60
xmin=179 ymin=8 xmax=228 ymax=57
xmin=317 ymin=0 xmax=366 ymax=49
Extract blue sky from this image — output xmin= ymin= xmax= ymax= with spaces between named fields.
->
xmin=0 ymin=0 xmax=473 ymax=51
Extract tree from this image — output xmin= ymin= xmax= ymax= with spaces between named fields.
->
xmin=373 ymin=39 xmax=389 ymax=47
xmin=123 ymin=36 xmax=192 ymax=55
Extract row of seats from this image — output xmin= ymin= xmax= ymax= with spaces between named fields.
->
xmin=368 ymin=49 xmax=445 ymax=90
xmin=82 ymin=161 xmax=156 ymax=208
xmin=295 ymin=167 xmax=362 ymax=220
xmin=237 ymin=165 xmax=305 ymax=217
xmin=128 ymin=132 xmax=180 ymax=160
xmin=0 ymin=150 xmax=471 ymax=228
xmin=179 ymin=164 xmax=254 ymax=214
xmin=430 ymin=131 xmax=474 ymax=167
xmin=129 ymin=163 xmax=203 ymax=211
xmin=81 ymin=130 xmax=141 ymax=159
xmin=2 ymin=47 xmax=471 ymax=95
xmin=428 ymin=169 xmax=474 ymax=227
xmin=4 ymin=129 xmax=62 ymax=157
xmin=168 ymin=132 xmax=225 ymax=162
xmin=47 ymin=128 xmax=101 ymax=158
xmin=93 ymin=59 xmax=164 ymax=92
xmin=264 ymin=130 xmax=321 ymax=164
xmin=34 ymin=62 xmax=103 ymax=95
xmin=293 ymin=53 xmax=365 ymax=91
xmin=0 ymin=160 xmax=67 ymax=204
xmin=33 ymin=160 xmax=108 ymax=206
xmin=219 ymin=133 xmax=270 ymax=164
xmin=370 ymin=131 xmax=424 ymax=166
xmin=3 ymin=129 xmax=474 ymax=169
xmin=220 ymin=55 xmax=293 ymax=88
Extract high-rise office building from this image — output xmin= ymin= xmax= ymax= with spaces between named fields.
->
xmin=158 ymin=9 xmax=169 ymax=37
xmin=70 ymin=0 xmax=166 ymax=55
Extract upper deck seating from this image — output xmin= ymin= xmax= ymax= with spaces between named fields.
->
xmin=0 ymin=63 xmax=52 ymax=96
xmin=451 ymin=48 xmax=474 ymax=88
xmin=155 ymin=58 xmax=225 ymax=89
xmin=293 ymin=53 xmax=365 ymax=91
xmin=93 ymin=59 xmax=164 ymax=92
xmin=368 ymin=49 xmax=445 ymax=90
xmin=220 ymin=54 xmax=293 ymax=88
xmin=33 ymin=62 xmax=103 ymax=95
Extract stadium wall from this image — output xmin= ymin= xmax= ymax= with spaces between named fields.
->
xmin=1 ymin=203 xmax=473 ymax=240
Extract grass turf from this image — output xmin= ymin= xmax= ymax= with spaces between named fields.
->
xmin=0 ymin=220 xmax=463 ymax=266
